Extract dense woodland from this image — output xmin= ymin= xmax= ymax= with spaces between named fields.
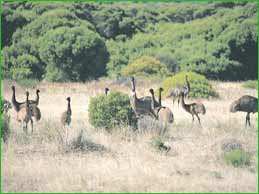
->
xmin=2 ymin=2 xmax=258 ymax=82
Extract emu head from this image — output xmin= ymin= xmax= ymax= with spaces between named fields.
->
xmin=230 ymin=100 xmax=239 ymax=113
xmin=105 ymin=88 xmax=109 ymax=96
xmin=66 ymin=97 xmax=71 ymax=102
xmin=36 ymin=89 xmax=40 ymax=94
xmin=11 ymin=85 xmax=15 ymax=91
xmin=149 ymin=88 xmax=154 ymax=95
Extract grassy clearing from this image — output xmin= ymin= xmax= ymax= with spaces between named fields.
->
xmin=1 ymin=79 xmax=258 ymax=192
xmin=243 ymin=80 xmax=258 ymax=90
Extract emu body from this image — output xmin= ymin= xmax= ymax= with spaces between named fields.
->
xmin=167 ymin=75 xmax=190 ymax=106
xmin=230 ymin=95 xmax=258 ymax=127
xmin=16 ymin=91 xmax=33 ymax=133
xmin=130 ymin=77 xmax=157 ymax=119
xmin=150 ymin=88 xmax=174 ymax=123
xmin=180 ymin=93 xmax=205 ymax=124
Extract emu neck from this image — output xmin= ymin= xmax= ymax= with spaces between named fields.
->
xmin=180 ymin=95 xmax=188 ymax=111
xmin=185 ymin=77 xmax=190 ymax=93
xmin=26 ymin=94 xmax=29 ymax=111
xmin=150 ymin=92 xmax=156 ymax=109
xmin=67 ymin=101 xmax=72 ymax=115
xmin=131 ymin=79 xmax=136 ymax=93
xmin=159 ymin=90 xmax=162 ymax=107
xmin=12 ymin=89 xmax=20 ymax=112
xmin=35 ymin=92 xmax=40 ymax=105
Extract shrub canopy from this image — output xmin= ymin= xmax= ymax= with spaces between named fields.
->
xmin=88 ymin=91 xmax=136 ymax=129
xmin=159 ymin=71 xmax=218 ymax=98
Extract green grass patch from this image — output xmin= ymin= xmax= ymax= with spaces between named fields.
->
xmin=17 ymin=79 xmax=40 ymax=88
xmin=223 ymin=148 xmax=251 ymax=168
xmin=242 ymin=80 xmax=258 ymax=89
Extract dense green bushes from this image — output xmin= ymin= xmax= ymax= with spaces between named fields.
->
xmin=2 ymin=2 xmax=258 ymax=81
xmin=88 ymin=91 xmax=136 ymax=129
xmin=106 ymin=3 xmax=258 ymax=80
xmin=3 ymin=8 xmax=108 ymax=81
xmin=159 ymin=71 xmax=218 ymax=98
xmin=121 ymin=56 xmax=170 ymax=78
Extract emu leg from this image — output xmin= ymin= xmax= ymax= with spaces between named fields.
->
xmin=191 ymin=114 xmax=194 ymax=122
xmin=177 ymin=97 xmax=180 ymax=107
xmin=246 ymin=112 xmax=250 ymax=127
xmin=65 ymin=126 xmax=68 ymax=143
xmin=195 ymin=113 xmax=201 ymax=124
xmin=31 ymin=119 xmax=34 ymax=134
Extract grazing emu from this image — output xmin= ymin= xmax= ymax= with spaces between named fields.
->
xmin=149 ymin=88 xmax=174 ymax=123
xmin=230 ymin=95 xmax=258 ymax=127
xmin=167 ymin=75 xmax=190 ymax=106
xmin=16 ymin=91 xmax=33 ymax=133
xmin=105 ymin=88 xmax=110 ymax=96
xmin=130 ymin=77 xmax=157 ymax=119
xmin=180 ymin=92 xmax=206 ymax=124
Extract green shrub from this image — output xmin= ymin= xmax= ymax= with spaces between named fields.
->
xmin=242 ymin=80 xmax=258 ymax=89
xmin=159 ymin=71 xmax=219 ymax=98
xmin=2 ymin=112 xmax=10 ymax=143
xmin=150 ymin=136 xmax=170 ymax=152
xmin=223 ymin=148 xmax=251 ymax=167
xmin=88 ymin=91 xmax=137 ymax=130
xmin=121 ymin=56 xmax=170 ymax=78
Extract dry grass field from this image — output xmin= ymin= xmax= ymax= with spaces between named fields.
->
xmin=1 ymin=79 xmax=258 ymax=192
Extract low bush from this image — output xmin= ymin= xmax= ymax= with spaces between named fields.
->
xmin=121 ymin=56 xmax=170 ymax=78
xmin=88 ymin=91 xmax=137 ymax=130
xmin=2 ymin=112 xmax=10 ymax=143
xmin=150 ymin=136 xmax=170 ymax=152
xmin=159 ymin=71 xmax=219 ymax=98
xmin=223 ymin=148 xmax=251 ymax=167
xmin=242 ymin=80 xmax=258 ymax=89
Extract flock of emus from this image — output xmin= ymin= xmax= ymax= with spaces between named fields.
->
xmin=1 ymin=77 xmax=258 ymax=137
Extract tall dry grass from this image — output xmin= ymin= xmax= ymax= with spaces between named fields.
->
xmin=1 ymin=79 xmax=258 ymax=192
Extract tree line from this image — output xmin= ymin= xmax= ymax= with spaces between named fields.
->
xmin=2 ymin=2 xmax=258 ymax=82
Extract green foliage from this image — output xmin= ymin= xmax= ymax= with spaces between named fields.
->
xmin=121 ymin=56 xmax=170 ymax=78
xmin=159 ymin=71 xmax=219 ymax=98
xmin=242 ymin=80 xmax=258 ymax=89
xmin=223 ymin=148 xmax=251 ymax=167
xmin=38 ymin=26 xmax=108 ymax=81
xmin=106 ymin=2 xmax=258 ymax=80
xmin=2 ymin=2 xmax=258 ymax=81
xmin=88 ymin=91 xmax=136 ymax=130
xmin=150 ymin=136 xmax=170 ymax=152
xmin=2 ymin=112 xmax=11 ymax=143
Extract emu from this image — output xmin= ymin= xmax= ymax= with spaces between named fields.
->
xmin=16 ymin=91 xmax=33 ymax=133
xmin=105 ymin=88 xmax=110 ymax=96
xmin=149 ymin=88 xmax=174 ymax=123
xmin=11 ymin=86 xmax=41 ymax=121
xmin=167 ymin=75 xmax=190 ymax=106
xmin=230 ymin=95 xmax=258 ymax=127
xmin=61 ymin=97 xmax=72 ymax=141
xmin=180 ymin=92 xmax=206 ymax=124
xmin=130 ymin=77 xmax=157 ymax=119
